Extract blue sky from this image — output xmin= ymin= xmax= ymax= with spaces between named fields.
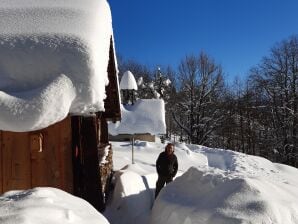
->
xmin=108 ymin=0 xmax=298 ymax=80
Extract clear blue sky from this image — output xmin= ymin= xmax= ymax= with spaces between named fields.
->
xmin=108 ymin=0 xmax=298 ymax=80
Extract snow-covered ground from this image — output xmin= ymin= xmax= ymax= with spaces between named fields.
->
xmin=0 ymin=187 xmax=109 ymax=224
xmin=104 ymin=140 xmax=298 ymax=224
xmin=1 ymin=140 xmax=298 ymax=224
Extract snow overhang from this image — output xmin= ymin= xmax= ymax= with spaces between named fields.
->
xmin=0 ymin=0 xmax=114 ymax=132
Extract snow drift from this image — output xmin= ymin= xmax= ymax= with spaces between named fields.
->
xmin=151 ymin=148 xmax=298 ymax=224
xmin=105 ymin=141 xmax=298 ymax=224
xmin=0 ymin=0 xmax=113 ymax=131
xmin=0 ymin=187 xmax=109 ymax=224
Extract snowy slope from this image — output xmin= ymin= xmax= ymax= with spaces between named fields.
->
xmin=105 ymin=141 xmax=298 ymax=224
xmin=0 ymin=0 xmax=113 ymax=132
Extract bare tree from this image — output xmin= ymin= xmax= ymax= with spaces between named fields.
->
xmin=249 ymin=36 xmax=298 ymax=165
xmin=173 ymin=52 xmax=225 ymax=145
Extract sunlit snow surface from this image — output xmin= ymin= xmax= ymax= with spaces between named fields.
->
xmin=0 ymin=0 xmax=112 ymax=131
xmin=0 ymin=187 xmax=109 ymax=224
xmin=108 ymin=99 xmax=166 ymax=135
xmin=105 ymin=141 xmax=298 ymax=224
xmin=119 ymin=70 xmax=138 ymax=90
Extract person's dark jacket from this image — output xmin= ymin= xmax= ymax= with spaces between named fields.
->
xmin=156 ymin=151 xmax=178 ymax=178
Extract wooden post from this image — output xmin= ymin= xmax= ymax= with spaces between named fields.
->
xmin=0 ymin=131 xmax=2 ymax=193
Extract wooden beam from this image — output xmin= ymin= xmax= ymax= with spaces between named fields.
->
xmin=0 ymin=131 xmax=2 ymax=193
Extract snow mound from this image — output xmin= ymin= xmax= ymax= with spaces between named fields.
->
xmin=0 ymin=187 xmax=109 ymax=224
xmin=119 ymin=71 xmax=138 ymax=90
xmin=151 ymin=166 xmax=298 ymax=224
xmin=104 ymin=171 xmax=152 ymax=224
xmin=0 ymin=0 xmax=113 ymax=131
xmin=108 ymin=99 xmax=166 ymax=135
xmin=107 ymin=141 xmax=298 ymax=224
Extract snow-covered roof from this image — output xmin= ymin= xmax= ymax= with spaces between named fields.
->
xmin=119 ymin=71 xmax=138 ymax=90
xmin=0 ymin=0 xmax=114 ymax=132
xmin=108 ymin=99 xmax=166 ymax=135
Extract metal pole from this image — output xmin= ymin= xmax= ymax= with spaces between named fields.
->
xmin=132 ymin=134 xmax=135 ymax=164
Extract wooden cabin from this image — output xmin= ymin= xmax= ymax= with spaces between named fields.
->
xmin=0 ymin=38 xmax=121 ymax=212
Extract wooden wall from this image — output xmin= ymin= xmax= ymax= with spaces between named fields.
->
xmin=103 ymin=37 xmax=121 ymax=121
xmin=71 ymin=115 xmax=104 ymax=211
xmin=109 ymin=133 xmax=156 ymax=142
xmin=0 ymin=117 xmax=73 ymax=194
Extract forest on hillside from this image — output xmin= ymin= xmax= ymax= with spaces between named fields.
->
xmin=118 ymin=35 xmax=298 ymax=168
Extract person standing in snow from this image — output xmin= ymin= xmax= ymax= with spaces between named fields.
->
xmin=155 ymin=143 xmax=178 ymax=198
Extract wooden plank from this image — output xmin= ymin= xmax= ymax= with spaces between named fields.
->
xmin=2 ymin=132 xmax=31 ymax=192
xmin=71 ymin=116 xmax=82 ymax=197
xmin=30 ymin=116 xmax=72 ymax=191
xmin=43 ymin=122 xmax=58 ymax=187
xmin=30 ymin=132 xmax=48 ymax=187
xmin=0 ymin=131 xmax=2 ymax=193
xmin=59 ymin=116 xmax=73 ymax=193
xmin=2 ymin=132 xmax=12 ymax=192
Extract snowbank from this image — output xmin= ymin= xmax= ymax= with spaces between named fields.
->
xmin=0 ymin=0 xmax=113 ymax=131
xmin=104 ymin=170 xmax=153 ymax=224
xmin=119 ymin=71 xmax=138 ymax=90
xmin=106 ymin=141 xmax=298 ymax=224
xmin=0 ymin=187 xmax=109 ymax=224
xmin=108 ymin=99 xmax=166 ymax=135
xmin=151 ymin=154 xmax=298 ymax=224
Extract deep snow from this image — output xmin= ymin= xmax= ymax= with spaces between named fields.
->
xmin=1 ymin=140 xmax=298 ymax=224
xmin=0 ymin=0 xmax=113 ymax=132
xmin=105 ymin=140 xmax=298 ymax=224
xmin=108 ymin=99 xmax=166 ymax=135
xmin=0 ymin=187 xmax=109 ymax=224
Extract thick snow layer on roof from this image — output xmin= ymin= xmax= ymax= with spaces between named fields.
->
xmin=108 ymin=99 xmax=166 ymax=135
xmin=0 ymin=0 xmax=113 ymax=132
xmin=119 ymin=71 xmax=138 ymax=90
xmin=0 ymin=187 xmax=109 ymax=224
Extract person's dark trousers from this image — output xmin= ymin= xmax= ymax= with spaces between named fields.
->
xmin=155 ymin=175 xmax=173 ymax=198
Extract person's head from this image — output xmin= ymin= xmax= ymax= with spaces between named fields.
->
xmin=165 ymin=143 xmax=174 ymax=155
